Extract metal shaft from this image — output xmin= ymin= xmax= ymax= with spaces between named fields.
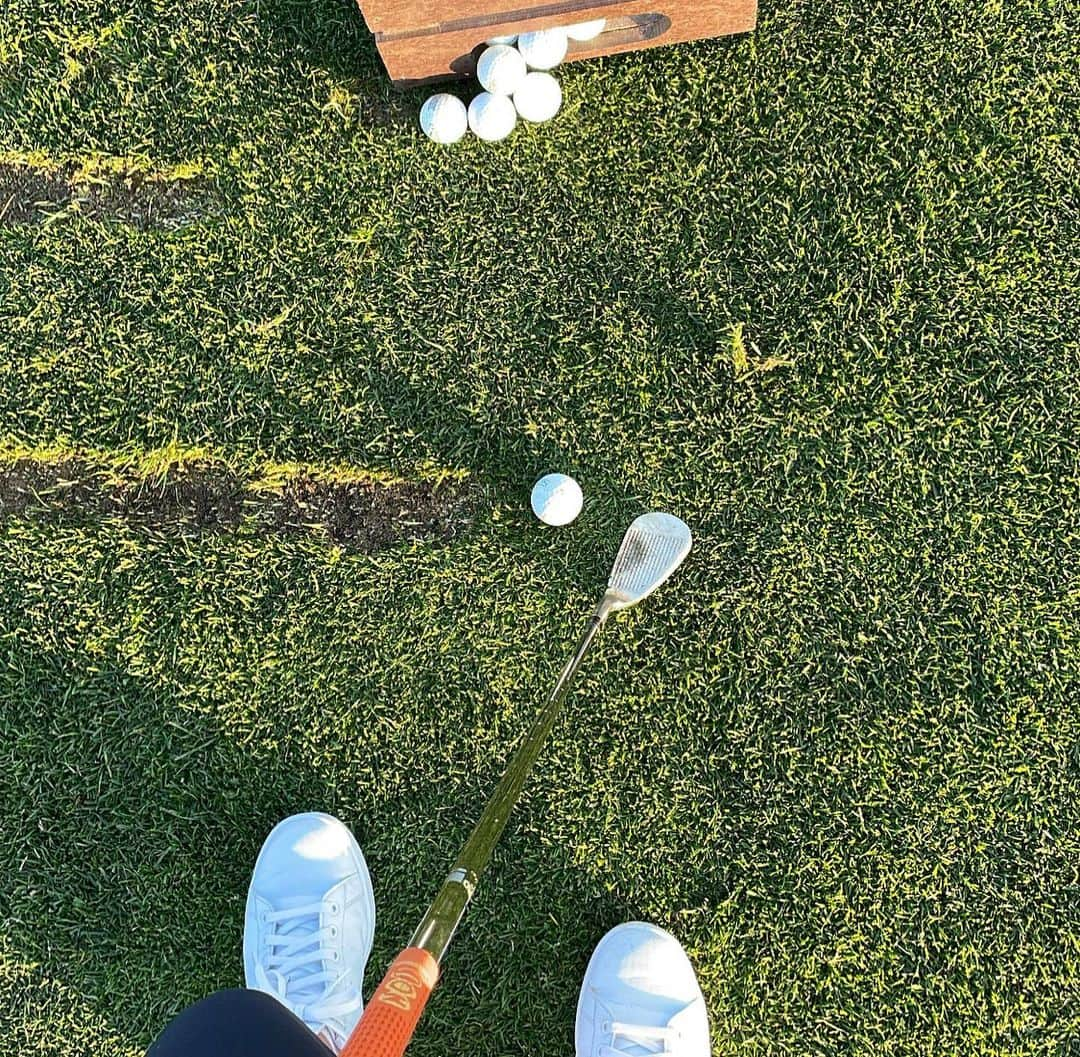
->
xmin=410 ymin=596 xmax=615 ymax=962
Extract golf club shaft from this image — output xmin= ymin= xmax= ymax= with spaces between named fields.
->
xmin=339 ymin=599 xmax=612 ymax=1057
xmin=412 ymin=602 xmax=609 ymax=961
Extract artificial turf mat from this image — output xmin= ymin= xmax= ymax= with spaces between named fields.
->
xmin=1 ymin=0 xmax=1078 ymax=1054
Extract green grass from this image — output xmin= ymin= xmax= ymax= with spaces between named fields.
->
xmin=2 ymin=0 xmax=1078 ymax=1054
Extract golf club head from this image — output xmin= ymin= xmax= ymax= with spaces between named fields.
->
xmin=602 ymin=512 xmax=692 ymax=614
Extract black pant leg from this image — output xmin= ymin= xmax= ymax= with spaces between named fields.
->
xmin=147 ymin=989 xmax=333 ymax=1057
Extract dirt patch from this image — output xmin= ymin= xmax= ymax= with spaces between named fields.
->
xmin=0 ymin=163 xmax=208 ymax=230
xmin=0 ymin=460 xmax=474 ymax=552
xmin=0 ymin=166 xmax=72 ymax=225
xmin=268 ymin=475 xmax=471 ymax=550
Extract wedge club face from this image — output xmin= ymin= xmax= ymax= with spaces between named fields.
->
xmin=603 ymin=512 xmax=693 ymax=612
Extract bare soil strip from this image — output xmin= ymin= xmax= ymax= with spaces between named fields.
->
xmin=0 ymin=163 xmax=208 ymax=229
xmin=0 ymin=459 xmax=475 ymax=552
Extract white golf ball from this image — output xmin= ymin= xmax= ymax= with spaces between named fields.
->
xmin=419 ymin=93 xmax=468 ymax=144
xmin=468 ymin=92 xmax=517 ymax=142
xmin=486 ymin=33 xmax=518 ymax=46
xmin=513 ymin=71 xmax=562 ymax=123
xmin=476 ymin=44 xmax=527 ymax=96
xmin=517 ymin=28 xmax=568 ymax=70
xmin=565 ymin=18 xmax=606 ymax=41
xmin=531 ymin=473 xmax=583 ymax=526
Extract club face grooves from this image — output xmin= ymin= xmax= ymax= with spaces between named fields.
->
xmin=606 ymin=512 xmax=693 ymax=608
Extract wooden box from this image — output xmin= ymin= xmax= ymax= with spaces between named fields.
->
xmin=357 ymin=1 xmax=757 ymax=87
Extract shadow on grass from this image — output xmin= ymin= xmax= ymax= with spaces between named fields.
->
xmin=253 ymin=0 xmax=379 ymax=80
xmin=0 ymin=643 xmax=640 ymax=1053
xmin=251 ymin=0 xmax=423 ymax=126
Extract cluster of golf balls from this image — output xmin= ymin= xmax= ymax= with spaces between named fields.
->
xmin=419 ymin=18 xmax=606 ymax=144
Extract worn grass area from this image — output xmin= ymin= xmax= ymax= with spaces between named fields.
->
xmin=0 ymin=447 xmax=475 ymax=552
xmin=2 ymin=0 xmax=1079 ymax=1054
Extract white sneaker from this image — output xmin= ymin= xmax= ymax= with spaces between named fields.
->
xmin=243 ymin=812 xmax=375 ymax=1053
xmin=575 ymin=922 xmax=710 ymax=1057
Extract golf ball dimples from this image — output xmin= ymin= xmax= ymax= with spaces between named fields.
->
xmin=477 ymin=44 xmax=527 ymax=96
xmin=468 ymin=92 xmax=517 ymax=141
xmin=517 ymin=28 xmax=568 ymax=70
xmin=531 ymin=473 xmax=583 ymax=526
xmin=513 ymin=72 xmax=562 ymax=123
xmin=420 ymin=94 xmax=468 ymax=144
xmin=565 ymin=18 xmax=606 ymax=41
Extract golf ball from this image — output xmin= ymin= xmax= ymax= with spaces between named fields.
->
xmin=476 ymin=44 xmax=527 ymax=96
xmin=468 ymin=92 xmax=517 ymax=141
xmin=486 ymin=33 xmax=518 ymax=46
xmin=565 ymin=18 xmax=606 ymax=41
xmin=531 ymin=473 xmax=583 ymax=526
xmin=513 ymin=72 xmax=562 ymax=123
xmin=517 ymin=28 xmax=568 ymax=70
xmin=419 ymin=94 xmax=468 ymax=144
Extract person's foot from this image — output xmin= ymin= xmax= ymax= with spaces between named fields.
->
xmin=243 ymin=812 xmax=375 ymax=1053
xmin=575 ymin=922 xmax=710 ymax=1056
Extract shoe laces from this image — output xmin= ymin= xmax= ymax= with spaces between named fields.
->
xmin=599 ymin=1020 xmax=680 ymax=1056
xmin=254 ymin=899 xmax=361 ymax=1051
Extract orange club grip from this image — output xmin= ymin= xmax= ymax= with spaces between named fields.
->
xmin=339 ymin=948 xmax=440 ymax=1057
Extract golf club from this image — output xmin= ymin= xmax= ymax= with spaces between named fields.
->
xmin=340 ymin=512 xmax=693 ymax=1057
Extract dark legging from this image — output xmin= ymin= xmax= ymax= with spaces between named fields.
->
xmin=148 ymin=989 xmax=332 ymax=1057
